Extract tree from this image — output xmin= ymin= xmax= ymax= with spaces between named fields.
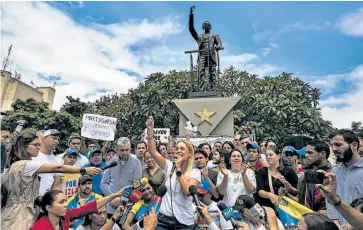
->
xmin=351 ymin=121 xmax=363 ymax=137
xmin=89 ymin=67 xmax=334 ymax=145
xmin=1 ymin=98 xmax=81 ymax=153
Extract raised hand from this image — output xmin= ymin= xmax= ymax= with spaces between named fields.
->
xmin=146 ymin=116 xmax=154 ymax=130
xmin=315 ymin=170 xmax=337 ymax=200
xmin=144 ymin=208 xmax=158 ymax=230
xmin=219 ymin=163 xmax=228 ymax=176
xmin=241 ymin=163 xmax=248 ymax=175
xmin=190 ymin=5 xmax=195 ymax=14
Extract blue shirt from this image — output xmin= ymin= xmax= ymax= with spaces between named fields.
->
xmin=326 ymin=157 xmax=363 ymax=226
xmin=84 ymin=162 xmax=107 ymax=195
xmin=67 ymin=193 xmax=103 ymax=229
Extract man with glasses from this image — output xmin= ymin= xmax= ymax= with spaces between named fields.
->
xmin=84 ymin=148 xmax=106 ymax=195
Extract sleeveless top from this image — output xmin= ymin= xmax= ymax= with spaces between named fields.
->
xmin=1 ymin=160 xmax=41 ymax=230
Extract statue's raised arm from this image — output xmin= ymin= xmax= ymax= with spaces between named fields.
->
xmin=189 ymin=5 xmax=198 ymax=41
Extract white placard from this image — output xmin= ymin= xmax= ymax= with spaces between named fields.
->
xmin=81 ymin=114 xmax=117 ymax=141
xmin=153 ymin=128 xmax=170 ymax=143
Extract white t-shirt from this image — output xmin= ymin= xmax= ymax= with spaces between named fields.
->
xmin=23 ymin=161 xmax=42 ymax=182
xmin=246 ymin=218 xmax=284 ymax=230
xmin=216 ymin=169 xmax=256 ymax=229
xmin=159 ymin=159 xmax=201 ymax=226
xmin=76 ymin=224 xmax=120 ymax=230
xmin=195 ymin=201 xmax=229 ymax=230
xmin=32 ymin=152 xmax=63 ymax=196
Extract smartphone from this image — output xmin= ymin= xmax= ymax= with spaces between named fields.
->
xmin=304 ymin=171 xmax=324 ymax=184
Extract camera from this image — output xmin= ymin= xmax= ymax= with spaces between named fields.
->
xmin=304 ymin=171 xmax=324 ymax=184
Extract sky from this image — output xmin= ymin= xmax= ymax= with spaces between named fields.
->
xmin=1 ymin=1 xmax=363 ymax=129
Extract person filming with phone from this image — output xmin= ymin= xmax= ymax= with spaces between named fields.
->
xmin=290 ymin=140 xmax=333 ymax=213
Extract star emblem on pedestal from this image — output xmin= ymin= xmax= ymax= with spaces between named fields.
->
xmin=195 ymin=107 xmax=216 ymax=125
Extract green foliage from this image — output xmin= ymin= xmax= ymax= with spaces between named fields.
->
xmin=89 ymin=67 xmax=334 ymax=145
xmin=351 ymin=121 xmax=363 ymax=137
xmin=1 ymin=98 xmax=81 ymax=153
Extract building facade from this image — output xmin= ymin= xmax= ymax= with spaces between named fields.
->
xmin=1 ymin=70 xmax=56 ymax=111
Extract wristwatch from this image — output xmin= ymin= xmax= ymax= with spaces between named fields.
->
xmin=176 ymin=170 xmax=182 ymax=177
xmin=80 ymin=166 xmax=86 ymax=175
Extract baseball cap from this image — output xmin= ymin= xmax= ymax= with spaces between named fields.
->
xmin=296 ymin=147 xmax=307 ymax=156
xmin=78 ymin=175 xmax=92 ymax=185
xmin=106 ymin=148 xmax=117 ymax=154
xmin=197 ymin=180 xmax=212 ymax=195
xmin=233 ymin=195 xmax=256 ymax=211
xmin=246 ymin=143 xmax=259 ymax=150
xmin=282 ymin=146 xmax=298 ymax=156
xmin=66 ymin=148 xmax=78 ymax=156
xmin=90 ymin=148 xmax=102 ymax=157
xmin=43 ymin=129 xmax=61 ymax=138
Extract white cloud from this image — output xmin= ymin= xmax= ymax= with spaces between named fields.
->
xmin=1 ymin=2 xmax=281 ymax=111
xmin=337 ymin=7 xmax=363 ymax=36
xmin=320 ymin=65 xmax=363 ymax=129
xmin=262 ymin=42 xmax=279 ymax=57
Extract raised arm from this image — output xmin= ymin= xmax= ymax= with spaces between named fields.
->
xmin=146 ymin=116 xmax=166 ymax=169
xmin=189 ymin=7 xmax=199 ymax=41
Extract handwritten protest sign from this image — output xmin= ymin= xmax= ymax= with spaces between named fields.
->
xmin=81 ymin=114 xmax=117 ymax=141
xmin=143 ymin=128 xmax=170 ymax=144
xmin=154 ymin=128 xmax=170 ymax=143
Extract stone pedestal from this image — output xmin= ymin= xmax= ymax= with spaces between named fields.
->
xmin=173 ymin=96 xmax=240 ymax=137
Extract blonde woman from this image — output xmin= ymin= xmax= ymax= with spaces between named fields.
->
xmin=145 ymin=116 xmax=201 ymax=230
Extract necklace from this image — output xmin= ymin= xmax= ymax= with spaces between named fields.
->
xmin=232 ymin=171 xmax=241 ymax=192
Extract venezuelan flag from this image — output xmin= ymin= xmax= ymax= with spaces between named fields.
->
xmin=276 ymin=196 xmax=315 ymax=228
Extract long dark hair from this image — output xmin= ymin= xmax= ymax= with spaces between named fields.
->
xmin=302 ymin=213 xmax=339 ymax=230
xmin=198 ymin=142 xmax=213 ymax=160
xmin=222 ymin=141 xmax=235 ymax=169
xmin=7 ymin=133 xmax=38 ymax=167
xmin=41 ymin=190 xmax=63 ymax=216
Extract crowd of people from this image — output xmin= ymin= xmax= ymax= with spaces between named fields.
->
xmin=1 ymin=115 xmax=363 ymax=230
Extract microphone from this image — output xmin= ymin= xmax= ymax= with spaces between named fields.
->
xmin=155 ymin=185 xmax=167 ymax=213
xmin=131 ymin=185 xmax=168 ymax=230
xmin=133 ymin=177 xmax=149 ymax=190
xmin=101 ymin=161 xmax=117 ymax=171
xmin=120 ymin=190 xmax=143 ymax=226
xmin=217 ymin=201 xmax=238 ymax=230
xmin=189 ymin=185 xmax=204 ymax=218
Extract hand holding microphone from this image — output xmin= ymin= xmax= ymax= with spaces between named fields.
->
xmin=217 ymin=201 xmax=239 ymax=230
xmin=189 ymin=185 xmax=204 ymax=218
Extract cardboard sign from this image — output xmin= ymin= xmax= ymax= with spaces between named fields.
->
xmin=153 ymin=128 xmax=170 ymax=143
xmin=81 ymin=114 xmax=117 ymax=141
xmin=61 ymin=173 xmax=80 ymax=197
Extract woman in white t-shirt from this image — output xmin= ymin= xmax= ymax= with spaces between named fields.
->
xmin=145 ymin=116 xmax=201 ymax=230
xmin=1 ymin=133 xmax=102 ymax=230
xmin=216 ymin=149 xmax=257 ymax=230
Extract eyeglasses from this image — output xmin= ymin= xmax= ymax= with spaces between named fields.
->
xmin=29 ymin=143 xmax=42 ymax=148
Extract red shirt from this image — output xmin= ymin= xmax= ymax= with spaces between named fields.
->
xmin=31 ymin=200 xmax=98 ymax=230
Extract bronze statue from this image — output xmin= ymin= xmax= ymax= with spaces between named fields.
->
xmin=188 ymin=5 xmax=223 ymax=92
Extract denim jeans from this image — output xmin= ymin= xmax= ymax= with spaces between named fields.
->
xmin=156 ymin=213 xmax=194 ymax=230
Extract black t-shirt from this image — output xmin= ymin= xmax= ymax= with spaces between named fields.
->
xmin=255 ymin=166 xmax=298 ymax=209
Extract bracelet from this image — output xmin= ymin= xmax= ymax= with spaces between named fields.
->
xmin=333 ymin=195 xmax=342 ymax=207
